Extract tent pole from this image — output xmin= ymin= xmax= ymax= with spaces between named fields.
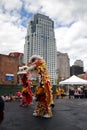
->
xmin=67 ymin=84 xmax=69 ymax=97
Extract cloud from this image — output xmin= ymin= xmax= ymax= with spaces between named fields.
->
xmin=0 ymin=12 xmax=26 ymax=54
xmin=0 ymin=0 xmax=22 ymax=11
xmin=0 ymin=0 xmax=87 ymax=71
xmin=55 ymin=19 xmax=87 ymax=71
xmin=23 ymin=0 xmax=42 ymax=13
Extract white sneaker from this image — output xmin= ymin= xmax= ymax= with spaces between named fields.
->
xmin=43 ymin=114 xmax=52 ymax=118
xmin=33 ymin=112 xmax=37 ymax=116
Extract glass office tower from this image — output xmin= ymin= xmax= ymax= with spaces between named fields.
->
xmin=24 ymin=13 xmax=57 ymax=84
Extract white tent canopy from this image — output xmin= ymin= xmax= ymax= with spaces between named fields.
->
xmin=59 ymin=75 xmax=87 ymax=85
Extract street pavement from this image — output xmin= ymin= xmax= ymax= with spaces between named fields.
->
xmin=0 ymin=98 xmax=87 ymax=130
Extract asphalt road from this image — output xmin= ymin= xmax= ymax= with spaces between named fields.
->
xmin=0 ymin=98 xmax=87 ymax=130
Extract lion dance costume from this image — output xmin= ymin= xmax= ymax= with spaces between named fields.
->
xmin=17 ymin=67 xmax=33 ymax=107
xmin=27 ymin=55 xmax=54 ymax=118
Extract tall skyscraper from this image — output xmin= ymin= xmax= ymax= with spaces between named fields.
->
xmin=24 ymin=13 xmax=57 ymax=84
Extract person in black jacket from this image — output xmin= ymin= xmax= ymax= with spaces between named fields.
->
xmin=0 ymin=96 xmax=5 ymax=124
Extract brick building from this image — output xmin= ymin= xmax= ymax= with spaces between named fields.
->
xmin=0 ymin=54 xmax=18 ymax=85
xmin=9 ymin=52 xmax=24 ymax=66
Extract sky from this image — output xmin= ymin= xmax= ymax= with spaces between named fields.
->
xmin=0 ymin=0 xmax=87 ymax=71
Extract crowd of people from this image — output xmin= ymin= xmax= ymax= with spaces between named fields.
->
xmin=0 ymin=91 xmax=23 ymax=102
xmin=52 ymin=85 xmax=87 ymax=99
xmin=69 ymin=86 xmax=87 ymax=99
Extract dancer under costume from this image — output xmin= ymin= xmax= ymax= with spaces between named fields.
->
xmin=34 ymin=82 xmax=51 ymax=117
xmin=17 ymin=67 xmax=33 ymax=107
xmin=27 ymin=55 xmax=54 ymax=118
